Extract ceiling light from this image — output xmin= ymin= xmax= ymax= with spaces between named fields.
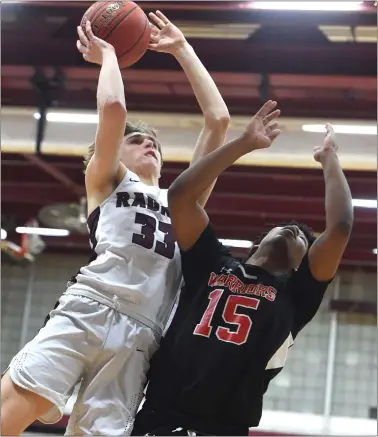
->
xmin=1 ymin=229 xmax=7 ymax=240
xmin=219 ymin=239 xmax=253 ymax=249
xmin=373 ymin=249 xmax=377 ymax=255
xmin=34 ymin=112 xmax=99 ymax=124
xmin=16 ymin=227 xmax=70 ymax=237
xmin=302 ymin=124 xmax=377 ymax=135
xmin=253 ymin=2 xmax=363 ymax=11
xmin=352 ymin=199 xmax=377 ymax=208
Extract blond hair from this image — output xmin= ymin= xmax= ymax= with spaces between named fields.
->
xmin=83 ymin=121 xmax=162 ymax=173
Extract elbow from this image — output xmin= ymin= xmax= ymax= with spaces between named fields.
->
xmin=168 ymin=178 xmax=192 ymax=211
xmin=100 ymin=99 xmax=127 ymax=121
xmin=168 ymin=180 xmax=183 ymax=205
xmin=333 ymin=215 xmax=354 ymax=239
xmin=204 ymin=110 xmax=230 ymax=131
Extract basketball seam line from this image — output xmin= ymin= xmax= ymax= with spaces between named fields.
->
xmin=103 ymin=5 xmax=139 ymax=41
xmin=87 ymin=2 xmax=110 ymax=29
xmin=118 ymin=14 xmax=149 ymax=59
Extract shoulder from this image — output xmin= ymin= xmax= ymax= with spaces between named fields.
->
xmin=288 ymin=253 xmax=332 ymax=335
xmin=180 ymin=224 xmax=231 ymax=262
xmin=86 ymin=161 xmax=127 ymax=195
xmin=291 ymin=253 xmax=333 ymax=291
xmin=181 ymin=224 xmax=235 ymax=287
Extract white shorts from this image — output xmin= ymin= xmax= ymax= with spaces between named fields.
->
xmin=8 ymin=293 xmax=160 ymax=436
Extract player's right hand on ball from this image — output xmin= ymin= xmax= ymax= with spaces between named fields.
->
xmin=241 ymin=100 xmax=283 ymax=151
xmin=77 ymin=20 xmax=115 ymax=65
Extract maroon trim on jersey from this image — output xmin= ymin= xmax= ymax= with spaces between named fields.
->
xmin=67 ymin=206 xmax=100 ymax=288
xmin=87 ymin=206 xmax=100 ymax=250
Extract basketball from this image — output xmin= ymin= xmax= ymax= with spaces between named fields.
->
xmin=81 ymin=1 xmax=151 ymax=68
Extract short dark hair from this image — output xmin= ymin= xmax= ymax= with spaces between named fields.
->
xmin=83 ymin=121 xmax=162 ymax=173
xmin=249 ymin=220 xmax=317 ymax=257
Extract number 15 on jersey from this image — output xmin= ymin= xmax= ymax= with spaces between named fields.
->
xmin=194 ymin=289 xmax=260 ymax=346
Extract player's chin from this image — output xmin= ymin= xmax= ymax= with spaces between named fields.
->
xmin=139 ymin=156 xmax=161 ymax=172
xmin=272 ymin=235 xmax=292 ymax=255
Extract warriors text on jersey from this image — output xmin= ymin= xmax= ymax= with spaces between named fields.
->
xmin=67 ymin=170 xmax=182 ymax=332
xmin=133 ymin=225 xmax=331 ymax=436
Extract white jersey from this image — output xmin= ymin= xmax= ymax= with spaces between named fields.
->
xmin=67 ymin=170 xmax=182 ymax=332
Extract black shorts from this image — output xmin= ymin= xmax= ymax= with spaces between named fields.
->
xmin=131 ymin=408 xmax=209 ymax=436
xmin=132 ymin=424 xmax=208 ymax=436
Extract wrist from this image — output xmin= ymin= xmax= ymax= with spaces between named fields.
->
xmin=102 ymin=45 xmax=116 ymax=55
xmin=319 ymin=149 xmax=339 ymax=166
xmin=232 ymin=133 xmax=257 ymax=155
xmin=238 ymin=131 xmax=259 ymax=153
xmin=100 ymin=47 xmax=117 ymax=65
xmin=172 ymin=41 xmax=193 ymax=59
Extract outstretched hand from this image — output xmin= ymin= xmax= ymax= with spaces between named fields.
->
xmin=77 ymin=20 xmax=115 ymax=65
xmin=241 ymin=101 xmax=283 ymax=151
xmin=313 ymin=124 xmax=338 ymax=163
xmin=148 ymin=10 xmax=187 ymax=54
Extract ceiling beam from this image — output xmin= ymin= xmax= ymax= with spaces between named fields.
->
xmin=9 ymin=2 xmax=377 ymax=26
xmin=2 ymin=39 xmax=376 ymax=76
xmin=23 ymin=154 xmax=84 ymax=197
xmin=2 ymin=87 xmax=376 ymax=120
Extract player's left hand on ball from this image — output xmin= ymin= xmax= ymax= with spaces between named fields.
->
xmin=313 ymin=124 xmax=339 ymax=163
xmin=77 ymin=20 xmax=115 ymax=65
xmin=148 ymin=10 xmax=187 ymax=54
xmin=241 ymin=100 xmax=283 ymax=151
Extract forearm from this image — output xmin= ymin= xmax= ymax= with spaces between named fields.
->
xmin=174 ymin=43 xmax=229 ymax=123
xmin=174 ymin=43 xmax=229 ymax=206
xmin=97 ymin=50 xmax=126 ymax=111
xmin=321 ymin=151 xmax=353 ymax=234
xmin=169 ymin=136 xmax=249 ymax=202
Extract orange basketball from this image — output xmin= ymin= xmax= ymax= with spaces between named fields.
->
xmin=81 ymin=1 xmax=151 ymax=68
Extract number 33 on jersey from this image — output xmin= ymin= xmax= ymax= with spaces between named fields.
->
xmin=76 ymin=171 xmax=182 ymax=331
xmin=116 ymin=189 xmax=176 ymax=260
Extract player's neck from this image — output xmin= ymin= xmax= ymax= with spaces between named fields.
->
xmin=247 ymin=253 xmax=292 ymax=277
xmin=139 ymin=174 xmax=160 ymax=187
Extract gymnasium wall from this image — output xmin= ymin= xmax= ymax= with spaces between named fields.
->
xmin=2 ymin=254 xmax=376 ymax=433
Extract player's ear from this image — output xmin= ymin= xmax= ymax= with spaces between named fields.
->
xmin=248 ymin=243 xmax=259 ymax=256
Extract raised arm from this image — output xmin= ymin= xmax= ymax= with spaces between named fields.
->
xmin=149 ymin=11 xmax=230 ymax=206
xmin=168 ymin=101 xmax=281 ymax=250
xmin=308 ymin=124 xmax=353 ymax=281
xmin=77 ymin=21 xmax=127 ymax=194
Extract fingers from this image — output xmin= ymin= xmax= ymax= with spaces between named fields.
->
xmin=76 ymin=39 xmax=88 ymax=55
xmin=263 ymin=109 xmax=281 ymax=125
xmin=155 ymin=10 xmax=170 ymax=25
xmin=85 ymin=20 xmax=95 ymax=40
xmin=148 ymin=43 xmax=159 ymax=51
xmin=255 ymin=100 xmax=277 ymax=119
xmin=268 ymin=129 xmax=282 ymax=142
xmin=267 ymin=120 xmax=285 ymax=132
xmin=325 ymin=123 xmax=337 ymax=146
xmin=149 ymin=11 xmax=166 ymax=29
xmin=325 ymin=123 xmax=334 ymax=134
xmin=266 ymin=121 xmax=279 ymax=133
xmin=149 ymin=27 xmax=159 ymax=44
xmin=150 ymin=22 xmax=159 ymax=35
xmin=77 ymin=25 xmax=89 ymax=47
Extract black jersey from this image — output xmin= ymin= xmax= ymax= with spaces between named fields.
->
xmin=136 ymin=225 xmax=331 ymax=436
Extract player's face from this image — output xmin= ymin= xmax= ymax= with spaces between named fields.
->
xmin=260 ymin=225 xmax=309 ymax=270
xmin=120 ymin=132 xmax=162 ymax=178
